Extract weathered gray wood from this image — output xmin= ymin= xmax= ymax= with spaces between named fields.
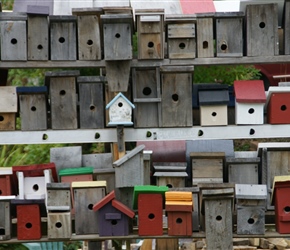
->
xmin=49 ymin=76 xmax=78 ymax=129
xmin=72 ymin=8 xmax=102 ymax=60
xmin=0 ymin=201 xmax=11 ymax=240
xmin=143 ymin=150 xmax=152 ymax=186
xmin=46 ymin=183 xmax=71 ymax=211
xmin=78 ymin=77 xmax=104 ymax=129
xmin=246 ymin=3 xmax=279 ymax=56
xmin=27 ymin=14 xmax=49 ymax=60
xmin=215 ymin=12 xmax=244 ymax=57
xmin=47 ymin=212 xmax=71 ymax=239
xmin=19 ymin=94 xmax=47 ymax=131
xmin=74 ymin=187 xmax=106 ymax=234
xmin=132 ymin=68 xmax=161 ymax=128
xmin=284 ymin=0 xmax=290 ymax=55
xmin=196 ymin=14 xmax=214 ymax=58
xmin=0 ymin=87 xmax=17 ymax=113
xmin=160 ymin=66 xmax=193 ymax=127
xmin=50 ymin=16 xmax=77 ymax=60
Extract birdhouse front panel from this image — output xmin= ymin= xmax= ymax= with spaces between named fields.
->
xmin=17 ymin=204 xmax=41 ymax=240
xmin=0 ymin=13 xmax=27 ymax=61
xmin=47 ymin=212 xmax=72 ymax=239
xmin=167 ymin=211 xmax=192 ymax=236
xmin=108 ymin=96 xmax=133 ymax=126
xmin=200 ymin=105 xmax=228 ymax=126
xmin=138 ymin=193 xmax=163 ymax=236
xmin=246 ymin=3 xmax=279 ymax=57
xmin=0 ymin=175 xmax=12 ymax=196
xmin=0 ymin=86 xmax=17 ymax=113
xmin=0 ymin=200 xmax=11 ymax=240
xmin=227 ymin=162 xmax=259 ymax=184
xmin=0 ymin=113 xmax=16 ymax=131
xmin=46 ymin=183 xmax=71 ymax=211
xmin=267 ymin=92 xmax=290 ymax=124
xmin=235 ymin=102 xmax=265 ymax=125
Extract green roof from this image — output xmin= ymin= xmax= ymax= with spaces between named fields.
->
xmin=59 ymin=167 xmax=94 ymax=177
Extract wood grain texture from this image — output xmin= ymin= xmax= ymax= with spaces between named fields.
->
xmin=47 ymin=212 xmax=71 ymax=239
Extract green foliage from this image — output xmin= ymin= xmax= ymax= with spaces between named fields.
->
xmin=63 ymin=241 xmax=83 ymax=250
xmin=193 ymin=65 xmax=262 ymax=85
xmin=0 ymin=244 xmax=28 ymax=250
xmin=1 ymin=0 xmax=14 ymax=10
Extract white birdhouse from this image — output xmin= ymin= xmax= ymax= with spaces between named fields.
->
xmin=106 ymin=92 xmax=135 ymax=126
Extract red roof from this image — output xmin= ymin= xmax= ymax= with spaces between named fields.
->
xmin=180 ymin=0 xmax=216 ymax=14
xmin=93 ymin=190 xmax=115 ymax=211
xmin=234 ymin=80 xmax=267 ymax=103
xmin=112 ymin=199 xmax=135 ymax=218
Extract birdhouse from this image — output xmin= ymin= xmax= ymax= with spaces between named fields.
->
xmin=106 ymin=92 xmax=135 ymax=126
xmin=77 ymin=76 xmax=105 ymax=129
xmin=27 ymin=5 xmax=49 ymax=61
xmin=133 ymin=185 xmax=168 ymax=236
xmin=113 ymin=145 xmax=146 ymax=188
xmin=0 ymin=196 xmax=15 ymax=240
xmin=72 ymin=8 xmax=103 ymax=60
xmin=0 ymin=86 xmax=17 ymax=131
xmin=165 ymin=15 xmax=196 ymax=59
xmin=160 ymin=66 xmax=193 ymax=127
xmin=46 ymin=183 xmax=71 ymax=211
xmin=196 ymin=13 xmax=214 ymax=58
xmin=283 ymin=0 xmax=290 ymax=55
xmin=246 ymin=3 xmax=279 ymax=56
xmin=72 ymin=181 xmax=107 ymax=235
xmin=198 ymin=84 xmax=229 ymax=126
xmin=266 ymin=86 xmax=290 ymax=124
xmin=234 ymin=80 xmax=266 ymax=125
xmin=190 ymin=152 xmax=225 ymax=185
xmin=271 ymin=176 xmax=290 ymax=233
xmin=201 ymin=188 xmax=234 ymax=250
xmin=17 ymin=86 xmax=48 ymax=131
xmin=153 ymin=162 xmax=188 ymax=188
xmin=93 ymin=190 xmax=135 ymax=236
xmin=0 ymin=12 xmax=27 ymax=61
xmin=132 ymin=67 xmax=161 ymax=128
xmin=0 ymin=168 xmax=12 ymax=196
xmin=135 ymin=9 xmax=165 ymax=60
xmin=45 ymin=70 xmax=79 ymax=129
xmin=49 ymin=15 xmax=77 ymax=60
xmin=215 ymin=12 xmax=244 ymax=57
xmin=165 ymin=191 xmax=193 ymax=236
xmin=226 ymin=152 xmax=260 ymax=184
xmin=235 ymin=184 xmax=267 ymax=235
xmin=17 ymin=204 xmax=42 ymax=240
xmin=47 ymin=211 xmax=71 ymax=239
xmin=59 ymin=167 xmax=94 ymax=183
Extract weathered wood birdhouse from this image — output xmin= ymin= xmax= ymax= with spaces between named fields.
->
xmin=215 ymin=12 xmax=244 ymax=57
xmin=77 ymin=76 xmax=104 ymax=129
xmin=0 ymin=86 xmax=17 ymax=131
xmin=160 ymin=66 xmax=193 ymax=127
xmin=106 ymin=92 xmax=135 ymax=127
xmin=72 ymin=8 xmax=103 ymax=60
xmin=165 ymin=191 xmax=193 ymax=236
xmin=17 ymin=86 xmax=48 ymax=131
xmin=266 ymin=86 xmax=290 ymax=124
xmin=45 ymin=70 xmax=79 ymax=129
xmin=165 ymin=15 xmax=196 ymax=59
xmin=132 ymin=67 xmax=161 ymax=128
xmin=272 ymin=176 xmax=290 ymax=233
xmin=49 ymin=15 xmax=77 ymax=60
xmin=133 ymin=185 xmax=168 ymax=236
xmin=0 ymin=168 xmax=12 ymax=196
xmin=246 ymin=3 xmax=279 ymax=56
xmin=235 ymin=184 xmax=267 ymax=235
xmin=0 ymin=196 xmax=15 ymax=240
xmin=27 ymin=5 xmax=49 ymax=61
xmin=0 ymin=12 xmax=27 ymax=61
xmin=93 ymin=190 xmax=135 ymax=236
xmin=135 ymin=9 xmax=164 ymax=60
xmin=72 ymin=181 xmax=107 ymax=235
xmin=234 ymin=80 xmax=266 ymax=125
xmin=198 ymin=84 xmax=229 ymax=126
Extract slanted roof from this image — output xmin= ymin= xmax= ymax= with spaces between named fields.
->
xmin=106 ymin=92 xmax=135 ymax=110
xmin=113 ymin=144 xmax=145 ymax=168
xmin=112 ymin=199 xmax=135 ymax=218
xmin=93 ymin=190 xmax=115 ymax=211
xmin=234 ymin=80 xmax=266 ymax=103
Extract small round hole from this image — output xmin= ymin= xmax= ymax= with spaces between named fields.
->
xmin=31 ymin=106 xmax=37 ymax=112
xmin=259 ymin=22 xmax=265 ymax=29
xmin=11 ymin=38 xmax=17 ymax=45
xmin=172 ymin=94 xmax=179 ymax=102
xmin=203 ymin=41 xmax=208 ymax=49
xmin=148 ymin=213 xmax=155 ymax=220
xmin=115 ymin=33 xmax=120 ymax=38
xmin=0 ymin=190 xmax=2 ymax=195
xmin=248 ymin=218 xmax=255 ymax=224
xmin=0 ymin=116 xmax=4 ymax=122
xmin=146 ymin=131 xmax=152 ymax=138
xmin=33 ymin=184 xmax=39 ymax=191
xmin=26 ymin=223 xmax=32 ymax=229
xmin=284 ymin=206 xmax=290 ymax=213
xmin=221 ymin=44 xmax=227 ymax=51
xmin=118 ymin=102 xmax=123 ymax=107
xmin=95 ymin=133 xmax=100 ymax=139
xmin=248 ymin=108 xmax=255 ymax=114
xmin=281 ymin=105 xmax=287 ymax=111
xmin=176 ymin=218 xmax=182 ymax=224
xmin=55 ymin=222 xmax=62 ymax=228
xmin=216 ymin=215 xmax=222 ymax=221
xmin=179 ymin=42 xmax=186 ymax=49
xmin=111 ymin=220 xmax=118 ymax=225
xmin=88 ymin=204 xmax=93 ymax=210
xmin=249 ymin=128 xmax=255 ymax=135
xmin=143 ymin=87 xmax=152 ymax=96
xmin=90 ymin=105 xmax=95 ymax=111
xmin=212 ymin=112 xmax=217 ymax=117
xmin=59 ymin=90 xmax=66 ymax=96
xmin=87 ymin=39 xmax=93 ymax=45
xmin=37 ymin=44 xmax=43 ymax=50
xmin=198 ymin=130 xmax=203 ymax=137
xmin=42 ymin=134 xmax=48 ymax=140
xmin=148 ymin=42 xmax=154 ymax=48
xmin=166 ymin=184 xmax=173 ymax=188
xmin=59 ymin=37 xmax=65 ymax=43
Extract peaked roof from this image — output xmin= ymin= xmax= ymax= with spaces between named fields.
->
xmin=234 ymin=80 xmax=266 ymax=103
xmin=106 ymin=92 xmax=135 ymax=110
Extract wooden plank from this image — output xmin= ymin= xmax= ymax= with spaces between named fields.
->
xmin=196 ymin=15 xmax=214 ymax=58
xmin=47 ymin=212 xmax=71 ymax=239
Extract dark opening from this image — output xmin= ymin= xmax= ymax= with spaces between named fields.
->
xmin=172 ymin=94 xmax=179 ymax=102
xmin=111 ymin=220 xmax=118 ymax=225
xmin=203 ymin=41 xmax=208 ymax=49
xmin=284 ymin=206 xmax=290 ymax=213
xmin=148 ymin=213 xmax=155 ymax=220
xmin=95 ymin=133 xmax=100 ymax=139
xmin=248 ymin=218 xmax=255 ymax=224
xmin=166 ymin=184 xmax=173 ymax=188
xmin=90 ymin=105 xmax=95 ymax=111
xmin=221 ymin=44 xmax=227 ymax=51
xmin=88 ymin=204 xmax=93 ymax=210
xmin=0 ymin=228 xmax=5 ymax=235
xmin=179 ymin=43 xmax=186 ymax=49
xmin=37 ymin=44 xmax=43 ymax=50
xmin=59 ymin=90 xmax=66 ymax=96
xmin=59 ymin=37 xmax=65 ymax=43
xmin=176 ymin=218 xmax=182 ymax=224
xmin=211 ymin=112 xmax=217 ymax=117
xmin=26 ymin=222 xmax=32 ymax=229
xmin=33 ymin=184 xmax=39 ymax=191
xmin=281 ymin=105 xmax=287 ymax=111
xmin=0 ymin=116 xmax=4 ymax=122
xmin=248 ymin=108 xmax=255 ymax=114
xmin=42 ymin=134 xmax=48 ymax=140
xmin=55 ymin=222 xmax=62 ymax=228
xmin=11 ymin=38 xmax=17 ymax=45
xmin=87 ymin=39 xmax=93 ymax=45
xmin=249 ymin=128 xmax=255 ymax=135
xmin=198 ymin=130 xmax=203 ymax=137
xmin=143 ymin=87 xmax=152 ymax=96
xmin=31 ymin=106 xmax=37 ymax=112
xmin=118 ymin=102 xmax=123 ymax=107
xmin=259 ymin=22 xmax=266 ymax=29
xmin=216 ymin=215 xmax=222 ymax=221
xmin=148 ymin=42 xmax=154 ymax=48
xmin=115 ymin=33 xmax=121 ymax=38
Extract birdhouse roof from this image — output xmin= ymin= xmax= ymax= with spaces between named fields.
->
xmin=113 ymin=144 xmax=145 ymax=168
xmin=106 ymin=92 xmax=135 ymax=110
xmin=234 ymin=80 xmax=266 ymax=103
